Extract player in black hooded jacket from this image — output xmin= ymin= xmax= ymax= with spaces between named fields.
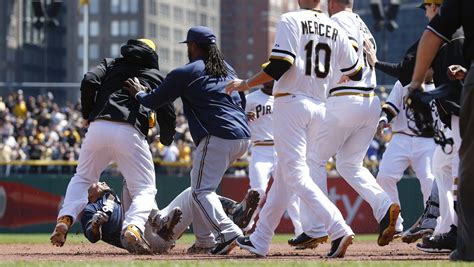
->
xmin=51 ymin=39 xmax=176 ymax=255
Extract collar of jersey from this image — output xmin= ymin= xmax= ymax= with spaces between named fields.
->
xmin=302 ymin=8 xmax=323 ymax=13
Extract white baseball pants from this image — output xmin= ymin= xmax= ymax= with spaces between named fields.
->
xmin=377 ymin=134 xmax=436 ymax=231
xmin=58 ymin=120 xmax=157 ymax=232
xmin=433 ymin=116 xmax=460 ymax=235
xmin=311 ymin=95 xmax=392 ymax=223
xmin=249 ymin=95 xmax=353 ymax=256
xmin=248 ymin=145 xmax=302 ymax=235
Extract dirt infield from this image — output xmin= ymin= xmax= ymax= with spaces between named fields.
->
xmin=0 ymin=240 xmax=449 ymax=262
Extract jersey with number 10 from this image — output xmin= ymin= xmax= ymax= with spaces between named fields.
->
xmin=270 ymin=9 xmax=361 ymax=101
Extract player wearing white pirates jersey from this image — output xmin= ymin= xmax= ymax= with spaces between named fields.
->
xmin=227 ymin=0 xmax=362 ymax=257
xmin=376 ymin=80 xmax=437 ymax=233
xmin=297 ymin=0 xmax=399 ymax=248
xmin=245 ymin=81 xmax=302 ymax=236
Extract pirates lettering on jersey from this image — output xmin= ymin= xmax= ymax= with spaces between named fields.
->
xmin=255 ymin=104 xmax=272 ymax=118
xmin=301 ymin=20 xmax=338 ymax=41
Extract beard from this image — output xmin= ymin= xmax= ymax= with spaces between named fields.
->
xmin=187 ymin=47 xmax=192 ymax=62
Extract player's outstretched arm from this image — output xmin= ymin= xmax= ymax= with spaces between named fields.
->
xmin=226 ymin=70 xmax=274 ymax=95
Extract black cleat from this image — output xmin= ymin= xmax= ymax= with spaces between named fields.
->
xmin=327 ymin=234 xmax=354 ymax=258
xmin=211 ymin=235 xmax=240 ymax=255
xmin=416 ymin=225 xmax=457 ymax=253
xmin=377 ymin=203 xmax=400 ymax=246
xmin=232 ymin=190 xmax=260 ymax=229
xmin=401 ymin=226 xmax=434 ymax=244
xmin=236 ymin=236 xmax=265 ymax=257
xmin=288 ymin=233 xmax=328 ymax=250
xmin=156 ymin=207 xmax=182 ymax=242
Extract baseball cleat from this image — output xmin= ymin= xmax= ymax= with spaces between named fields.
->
xmin=50 ymin=215 xmax=72 ymax=247
xmin=377 ymin=203 xmax=400 ymax=246
xmin=288 ymin=233 xmax=328 ymax=250
xmin=233 ymin=190 xmax=260 ymax=229
xmin=416 ymin=225 xmax=457 ymax=253
xmin=155 ymin=207 xmax=183 ymax=242
xmin=327 ymin=234 xmax=354 ymax=258
xmin=211 ymin=235 xmax=240 ymax=255
xmin=401 ymin=226 xmax=434 ymax=244
xmin=186 ymin=244 xmax=213 ymax=254
xmin=236 ymin=236 xmax=265 ymax=257
xmin=122 ymin=224 xmax=152 ymax=254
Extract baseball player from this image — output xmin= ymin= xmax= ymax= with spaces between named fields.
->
xmin=244 ymin=79 xmax=303 ymax=236
xmin=226 ymin=0 xmax=363 ymax=258
xmin=124 ymin=26 xmax=251 ymax=255
xmin=376 ymin=80 xmax=436 ymax=236
xmin=82 ymin=181 xmax=182 ymax=254
xmin=50 ymin=39 xmax=177 ymax=254
xmin=299 ymin=0 xmax=400 ymax=248
xmin=82 ymin=181 xmax=259 ymax=254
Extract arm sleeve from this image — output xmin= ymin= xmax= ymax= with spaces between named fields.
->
xmin=265 ymin=15 xmax=298 ymax=80
xmin=155 ymin=103 xmax=176 ymax=146
xmin=80 ymin=205 xmax=101 ymax=243
xmin=331 ymin=16 xmax=360 ymax=52
xmin=375 ymin=41 xmax=418 ymax=86
xmin=136 ymin=69 xmax=186 ymax=110
xmin=375 ymin=61 xmax=402 ymax=78
xmin=428 ymin=0 xmax=462 ymax=43
xmin=80 ymin=59 xmax=108 ymax=119
xmin=382 ymin=81 xmax=403 ymax=123
xmin=337 ymin=30 xmax=362 ymax=77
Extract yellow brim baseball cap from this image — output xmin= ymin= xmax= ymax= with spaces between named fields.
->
xmin=137 ymin=39 xmax=156 ymax=51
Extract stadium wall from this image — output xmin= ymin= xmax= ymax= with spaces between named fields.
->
xmin=0 ymin=174 xmax=423 ymax=233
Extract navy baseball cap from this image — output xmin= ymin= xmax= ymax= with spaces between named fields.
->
xmin=180 ymin=26 xmax=216 ymax=44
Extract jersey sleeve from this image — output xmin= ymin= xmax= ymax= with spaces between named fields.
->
xmin=428 ymin=0 xmax=461 ymax=43
xmin=331 ymin=16 xmax=359 ymax=51
xmin=80 ymin=204 xmax=101 ymax=243
xmin=383 ymin=81 xmax=403 ymax=120
xmin=336 ymin=29 xmax=362 ymax=77
xmin=270 ymin=15 xmax=298 ymax=66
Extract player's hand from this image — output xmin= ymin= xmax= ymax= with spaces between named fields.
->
xmin=447 ymin=65 xmax=467 ymax=81
xmin=408 ymin=81 xmax=424 ymax=93
xmin=225 ymin=79 xmax=250 ymax=95
xmin=123 ymin=77 xmax=146 ymax=98
xmin=376 ymin=120 xmax=389 ymax=139
xmin=364 ymin=38 xmax=377 ymax=67
xmin=91 ymin=211 xmax=109 ymax=226
xmin=246 ymin=112 xmax=256 ymax=122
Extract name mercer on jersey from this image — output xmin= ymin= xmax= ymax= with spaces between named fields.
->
xmin=301 ymin=20 xmax=338 ymax=41
xmin=255 ymin=104 xmax=272 ymax=119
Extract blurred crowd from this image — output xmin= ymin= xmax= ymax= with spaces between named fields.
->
xmin=0 ymin=89 xmax=409 ymax=177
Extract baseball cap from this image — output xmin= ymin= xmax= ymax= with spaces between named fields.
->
xmin=137 ymin=39 xmax=156 ymax=51
xmin=418 ymin=0 xmax=443 ymax=10
xmin=180 ymin=26 xmax=216 ymax=45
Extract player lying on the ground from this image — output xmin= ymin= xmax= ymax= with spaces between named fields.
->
xmin=82 ymin=181 xmax=259 ymax=254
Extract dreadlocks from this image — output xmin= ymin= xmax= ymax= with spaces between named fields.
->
xmin=198 ymin=43 xmax=230 ymax=78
